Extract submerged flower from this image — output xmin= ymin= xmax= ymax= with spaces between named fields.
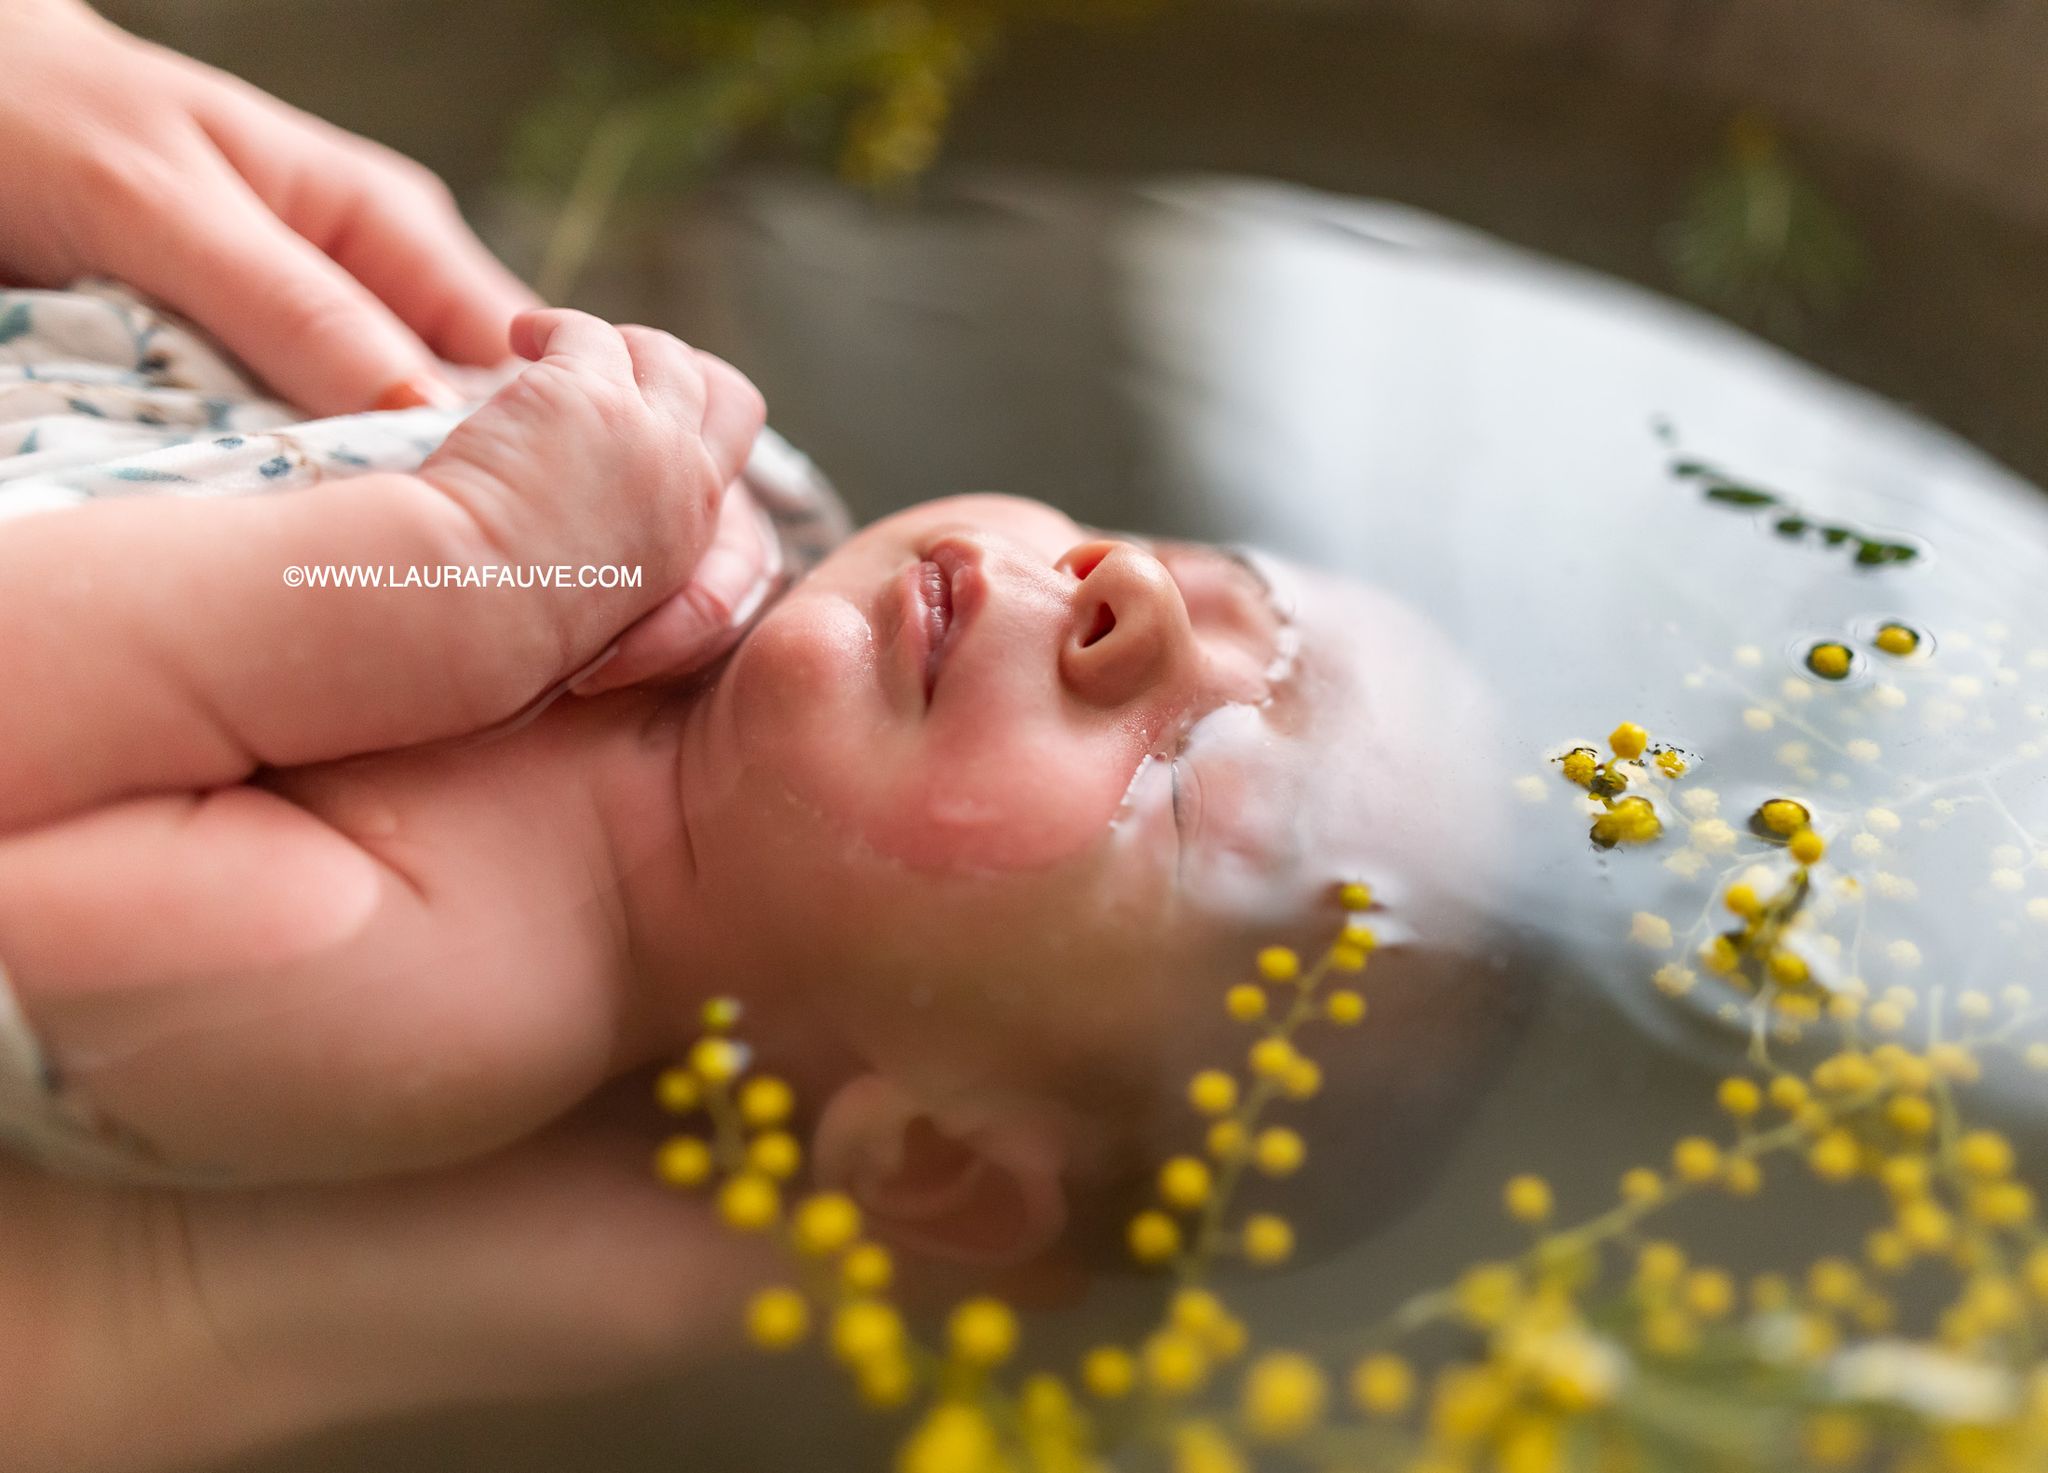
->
xmin=1592 ymin=796 xmax=1663 ymax=847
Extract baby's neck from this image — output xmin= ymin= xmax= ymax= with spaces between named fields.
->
xmin=585 ymin=682 xmax=847 ymax=1095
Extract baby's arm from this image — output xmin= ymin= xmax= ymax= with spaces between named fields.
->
xmin=0 ymin=311 xmax=762 ymax=833
xmin=0 ymin=697 xmax=656 ymax=1180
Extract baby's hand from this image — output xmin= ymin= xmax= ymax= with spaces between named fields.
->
xmin=421 ymin=308 xmax=766 ymax=676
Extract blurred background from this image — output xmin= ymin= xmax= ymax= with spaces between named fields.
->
xmin=102 ymin=0 xmax=2048 ymax=493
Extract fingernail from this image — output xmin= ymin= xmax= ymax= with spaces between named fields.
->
xmin=373 ymin=376 xmax=462 ymax=412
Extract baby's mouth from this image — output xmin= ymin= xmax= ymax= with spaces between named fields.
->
xmin=914 ymin=557 xmax=954 ymax=701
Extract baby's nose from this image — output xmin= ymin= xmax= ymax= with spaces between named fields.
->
xmin=1056 ymin=540 xmax=1192 ymax=707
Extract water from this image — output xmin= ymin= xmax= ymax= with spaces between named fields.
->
xmin=261 ymin=173 xmax=2048 ymax=1470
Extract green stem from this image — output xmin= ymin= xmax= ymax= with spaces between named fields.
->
xmin=537 ymin=104 xmax=650 ymax=304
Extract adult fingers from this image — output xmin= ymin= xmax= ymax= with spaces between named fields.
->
xmin=107 ymin=165 xmax=457 ymax=417
xmin=197 ymin=92 xmax=539 ymax=367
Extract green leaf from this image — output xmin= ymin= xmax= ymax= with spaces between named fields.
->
xmin=1703 ymin=485 xmax=1778 ymax=508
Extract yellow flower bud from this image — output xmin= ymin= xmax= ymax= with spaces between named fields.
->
xmin=1329 ymin=942 xmax=1369 ymax=973
xmin=1351 ymin=1353 xmax=1415 ymax=1416
xmin=831 ymin=1300 xmax=904 ymax=1365
xmin=1159 ymin=1155 xmax=1213 ymax=1210
xmin=700 ymin=996 xmax=743 ymax=1032
xmin=746 ymin=1131 xmax=801 ymax=1180
xmin=1636 ymin=1241 xmax=1686 ymax=1288
xmin=1249 ymin=1037 xmax=1297 ymax=1080
xmin=1672 ymin=1136 xmax=1723 ymax=1184
xmin=1609 ymin=722 xmax=1649 ymax=760
xmin=1503 ymin=1174 xmax=1554 ymax=1224
xmin=1717 ymin=1077 xmax=1762 ymax=1118
xmin=1885 ymin=1095 xmax=1934 ymax=1138
xmin=1723 ymin=1156 xmax=1764 ymax=1196
xmin=1225 ymin=984 xmax=1267 ymax=1022
xmin=791 ymin=1192 xmax=862 ymax=1256
xmin=1081 ymin=1345 xmax=1137 ymax=1399
xmin=1142 ymin=1331 xmax=1210 ymax=1396
xmin=841 ymin=1242 xmax=893 ymax=1294
xmin=1254 ymin=1127 xmax=1306 ymax=1177
xmin=855 ymin=1354 xmax=915 ymax=1409
xmin=718 ymin=1173 xmax=780 ymax=1232
xmin=1768 ymin=949 xmax=1810 ymax=987
xmin=1340 ymin=922 xmax=1378 ymax=952
xmin=1768 ymin=1075 xmax=1809 ymax=1111
xmin=1619 ymin=1167 xmax=1662 ymax=1204
xmin=689 ymin=1035 xmax=745 ymax=1084
xmin=1806 ymin=643 xmax=1852 ymax=680
xmin=1242 ymin=1352 xmax=1327 ymax=1441
xmin=1207 ymin=1119 xmax=1249 ymax=1162
xmin=1455 ymin=1263 xmax=1521 ymax=1326
xmin=1959 ymin=1130 xmax=2015 ymax=1180
xmin=1899 ymin=1199 xmax=1953 ymax=1253
xmin=746 ymin=1286 xmax=809 ymax=1349
xmin=737 ymin=1075 xmax=794 ymax=1128
xmin=1242 ymin=1214 xmax=1294 ymax=1266
xmin=654 ymin=1135 xmax=713 ymax=1188
xmin=947 ymin=1297 xmax=1018 ymax=1367
xmin=1758 ymin=799 xmax=1810 ymax=836
xmin=1128 ymin=1210 xmax=1182 ymax=1264
xmin=1188 ymin=1069 xmax=1239 ymax=1116
xmin=654 ymin=1065 xmax=701 ymax=1114
xmin=1683 ymin=1268 xmax=1735 ymax=1319
xmin=1325 ymin=989 xmax=1367 ymax=1025
xmin=1256 ymin=946 xmax=1301 ymax=983
xmin=1808 ymin=1131 xmax=1860 ymax=1182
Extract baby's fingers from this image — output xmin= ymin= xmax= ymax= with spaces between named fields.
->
xmin=508 ymin=307 xmax=634 ymax=381
xmin=618 ymin=324 xmax=708 ymax=430
xmin=573 ymin=485 xmax=781 ymax=696
xmin=697 ymin=349 xmax=767 ymax=488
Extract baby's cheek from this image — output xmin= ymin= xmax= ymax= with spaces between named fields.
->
xmin=732 ymin=600 xmax=874 ymax=730
xmin=857 ymin=747 xmax=1139 ymax=874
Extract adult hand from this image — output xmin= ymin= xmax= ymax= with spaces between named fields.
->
xmin=1 ymin=1086 xmax=774 ymax=1473
xmin=0 ymin=0 xmax=540 ymax=416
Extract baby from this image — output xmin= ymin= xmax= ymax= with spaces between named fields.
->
xmin=0 ymin=300 xmax=1509 ymax=1271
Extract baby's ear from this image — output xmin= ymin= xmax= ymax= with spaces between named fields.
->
xmin=810 ymin=1074 xmax=1068 ymax=1267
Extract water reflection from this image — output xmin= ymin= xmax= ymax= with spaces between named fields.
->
xmin=270 ymin=173 xmax=2048 ymax=1469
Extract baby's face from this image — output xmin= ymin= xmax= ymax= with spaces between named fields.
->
xmin=709 ymin=494 xmax=1289 ymax=875
xmin=682 ymin=493 xmax=1499 ymax=1112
